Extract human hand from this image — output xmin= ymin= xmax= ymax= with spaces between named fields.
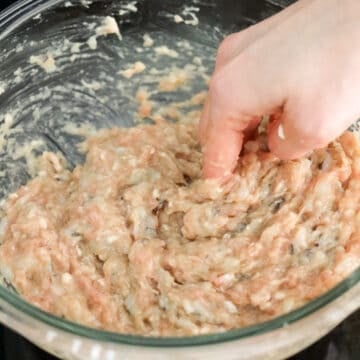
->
xmin=200 ymin=0 xmax=360 ymax=180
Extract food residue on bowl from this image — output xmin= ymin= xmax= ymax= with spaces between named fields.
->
xmin=87 ymin=16 xmax=122 ymax=50
xmin=119 ymin=61 xmax=146 ymax=79
xmin=29 ymin=53 xmax=57 ymax=73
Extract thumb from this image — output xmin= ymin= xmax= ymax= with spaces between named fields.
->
xmin=267 ymin=99 xmax=356 ymax=160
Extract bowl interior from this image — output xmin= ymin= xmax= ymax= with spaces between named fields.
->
xmin=0 ymin=0 xmax=359 ymax=348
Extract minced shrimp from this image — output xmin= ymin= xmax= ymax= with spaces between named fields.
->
xmin=0 ymin=119 xmax=359 ymax=336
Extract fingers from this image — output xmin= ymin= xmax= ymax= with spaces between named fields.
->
xmin=267 ymin=111 xmax=318 ymax=160
xmin=201 ymin=50 xmax=284 ymax=179
xmin=200 ymin=0 xmax=360 ymax=180
xmin=199 ymin=0 xmax=312 ymax=179
xmin=203 ymin=111 xmax=266 ymax=180
xmin=267 ymin=95 xmax=359 ymax=159
xmin=199 ymin=92 xmax=258 ymax=149
xmin=201 ymin=38 xmax=289 ymax=179
xmin=203 ymin=111 xmax=262 ymax=180
xmin=203 ymin=125 xmax=244 ymax=180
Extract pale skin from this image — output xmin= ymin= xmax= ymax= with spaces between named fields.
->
xmin=199 ymin=0 xmax=360 ymax=180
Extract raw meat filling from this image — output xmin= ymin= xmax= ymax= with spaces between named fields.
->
xmin=0 ymin=119 xmax=359 ymax=336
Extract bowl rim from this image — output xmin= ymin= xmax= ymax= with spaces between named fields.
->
xmin=0 ymin=0 xmax=359 ymax=348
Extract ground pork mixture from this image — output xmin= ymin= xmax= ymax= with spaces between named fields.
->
xmin=0 ymin=119 xmax=359 ymax=336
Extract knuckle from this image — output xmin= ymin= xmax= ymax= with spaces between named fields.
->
xmin=218 ymin=33 xmax=239 ymax=55
xmin=216 ymin=33 xmax=241 ymax=67
xmin=210 ymin=53 xmax=247 ymax=98
xmin=208 ymin=72 xmax=226 ymax=99
xmin=209 ymin=71 xmax=220 ymax=90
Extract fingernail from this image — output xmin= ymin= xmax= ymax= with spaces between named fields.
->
xmin=278 ymin=124 xmax=286 ymax=140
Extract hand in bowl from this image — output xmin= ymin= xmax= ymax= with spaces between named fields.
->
xmin=200 ymin=0 xmax=360 ymax=180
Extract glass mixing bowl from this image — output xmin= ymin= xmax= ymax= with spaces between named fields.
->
xmin=0 ymin=0 xmax=359 ymax=359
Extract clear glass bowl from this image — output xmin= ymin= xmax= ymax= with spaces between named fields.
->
xmin=0 ymin=1 xmax=359 ymax=359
